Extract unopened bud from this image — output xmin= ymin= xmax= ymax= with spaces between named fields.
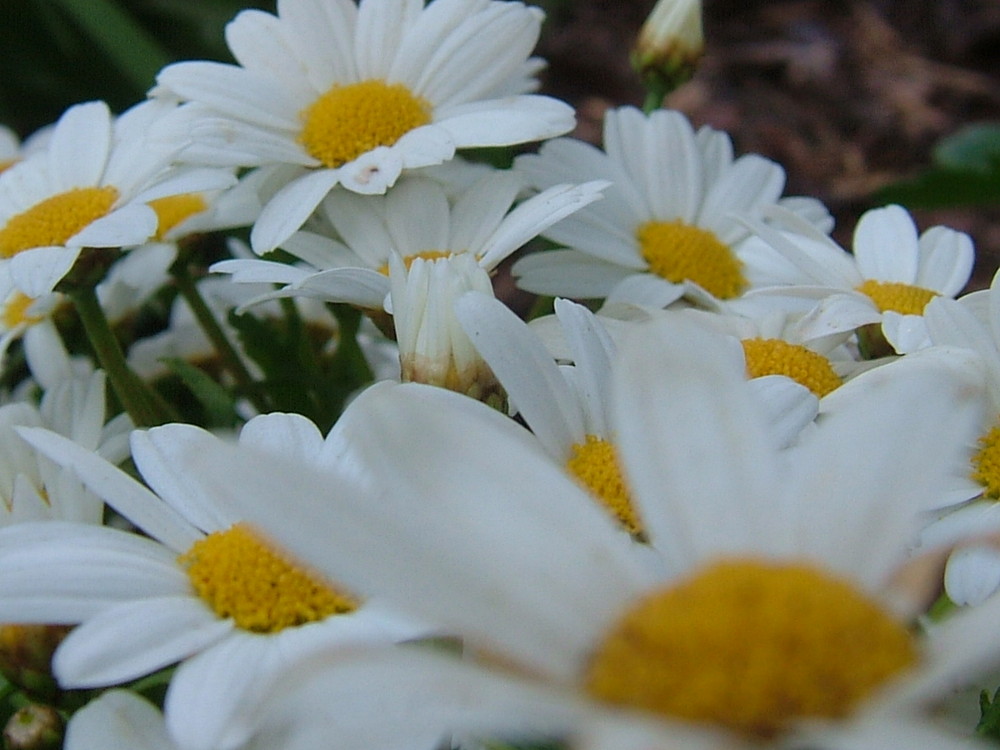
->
xmin=632 ymin=0 xmax=704 ymax=103
xmin=0 ymin=625 xmax=73 ymax=700
xmin=3 ymin=704 xmax=63 ymax=750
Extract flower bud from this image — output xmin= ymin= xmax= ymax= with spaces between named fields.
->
xmin=3 ymin=704 xmax=63 ymax=750
xmin=0 ymin=625 xmax=72 ymax=700
xmin=632 ymin=0 xmax=704 ymax=98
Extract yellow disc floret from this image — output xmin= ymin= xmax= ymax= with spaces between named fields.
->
xmin=636 ymin=219 xmax=745 ymax=299
xmin=1 ymin=292 xmax=43 ymax=330
xmin=565 ymin=435 xmax=642 ymax=535
xmin=148 ymin=193 xmax=209 ymax=241
xmin=0 ymin=187 xmax=119 ymax=258
xmin=179 ymin=523 xmax=357 ymax=633
xmin=972 ymin=420 xmax=1000 ymax=499
xmin=741 ymin=338 xmax=841 ymax=397
xmin=377 ymin=250 xmax=456 ymax=276
xmin=586 ymin=559 xmax=917 ymax=739
xmin=299 ymin=80 xmax=432 ymax=169
xmin=857 ymin=279 xmax=938 ymax=315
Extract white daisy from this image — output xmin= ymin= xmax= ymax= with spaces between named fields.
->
xmin=175 ymin=315 xmax=996 ymax=750
xmin=0 ymin=100 xmax=235 ymax=296
xmin=0 ymin=411 xmax=429 ymax=750
xmin=152 ymin=0 xmax=576 ymax=253
xmin=64 ymin=689 xmax=314 ymax=750
xmin=746 ymin=203 xmax=975 ymax=355
xmin=212 ymin=171 xmax=607 ymax=312
xmin=0 ymin=361 xmax=130 ymax=526
xmin=511 ymin=106 xmax=818 ymax=308
xmin=920 ymin=272 xmax=1000 ymax=605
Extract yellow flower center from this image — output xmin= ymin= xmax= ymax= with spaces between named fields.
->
xmin=636 ymin=220 xmax=745 ymax=299
xmin=856 ymin=279 xmax=938 ymax=315
xmin=0 ymin=159 xmax=17 ymax=174
xmin=1 ymin=292 xmax=44 ymax=330
xmin=178 ymin=523 xmax=357 ymax=633
xmin=586 ymin=559 xmax=917 ymax=739
xmin=741 ymin=337 xmax=841 ymax=397
xmin=148 ymin=193 xmax=209 ymax=241
xmin=0 ymin=187 xmax=119 ymax=258
xmin=565 ymin=435 xmax=642 ymax=535
xmin=377 ymin=250 xmax=456 ymax=276
xmin=299 ymin=80 xmax=432 ymax=169
xmin=972 ymin=419 xmax=1000 ymax=499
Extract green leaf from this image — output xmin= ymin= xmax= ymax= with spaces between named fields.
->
xmin=876 ymin=121 xmax=1000 ymax=209
xmin=875 ymin=165 xmax=1000 ymax=209
xmin=934 ymin=124 xmax=1000 ymax=173
xmin=160 ymin=357 xmax=240 ymax=428
xmin=47 ymin=0 xmax=172 ymax=93
xmin=978 ymin=686 xmax=1000 ymax=743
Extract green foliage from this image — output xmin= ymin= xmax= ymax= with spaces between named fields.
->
xmin=0 ymin=0 xmax=275 ymax=136
xmin=877 ymin=123 xmax=1000 ymax=209
xmin=160 ymin=357 xmax=241 ymax=429
xmin=228 ymin=303 xmax=374 ymax=433
xmin=978 ymin=686 xmax=1000 ymax=743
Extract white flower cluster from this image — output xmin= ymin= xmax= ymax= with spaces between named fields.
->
xmin=0 ymin=2 xmax=997 ymax=750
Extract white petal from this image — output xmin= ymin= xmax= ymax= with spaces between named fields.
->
xmin=796 ymin=346 xmax=987 ymax=589
xmin=250 ymin=170 xmax=340 ymax=253
xmin=945 ymin=544 xmax=1000 ymax=606
xmin=455 ymin=291 xmax=585 ymax=457
xmin=130 ymin=426 xmax=244 ymax=534
xmin=155 ymin=62 xmax=301 ymax=130
xmin=55 ymin=597 xmax=232 ymax=687
xmin=48 ymin=102 xmax=111 ymax=190
xmin=613 ymin=315 xmax=787 ymax=572
xmin=17 ymin=426 xmax=202 ymax=551
xmin=0 ymin=522 xmax=187 ymax=622
xmin=513 ymin=250 xmax=633 ymax=297
xmin=435 ymin=96 xmax=576 ymax=148
xmin=261 ymin=648 xmax=595 ymax=750
xmin=853 ymin=204 xmax=920 ymax=283
xmin=10 ymin=247 xmax=80 ymax=296
xmin=70 ymin=204 xmax=158 ymax=248
xmin=65 ymin=691 xmax=175 ymax=750
xmin=916 ymin=224 xmax=975 ymax=296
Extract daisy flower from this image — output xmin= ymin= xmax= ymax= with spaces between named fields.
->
xmin=511 ymin=106 xmax=819 ymax=308
xmin=175 ymin=315 xmax=997 ymax=750
xmin=64 ymin=690 xmax=310 ymax=750
xmin=746 ymin=203 xmax=975 ymax=355
xmin=0 ymin=411 xmax=430 ymax=750
xmin=0 ymin=362 xmax=130 ymax=526
xmin=0 ymin=100 xmax=235 ymax=297
xmin=153 ymin=0 xmax=576 ymax=254
xmin=920 ymin=272 xmax=1000 ymax=605
xmin=212 ymin=171 xmax=606 ymax=312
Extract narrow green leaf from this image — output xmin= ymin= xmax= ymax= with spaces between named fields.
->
xmin=48 ymin=0 xmax=172 ymax=93
xmin=160 ymin=357 xmax=240 ymax=428
xmin=875 ymin=166 xmax=1000 ymax=209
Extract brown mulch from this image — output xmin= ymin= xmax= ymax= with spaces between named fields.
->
xmin=534 ymin=0 xmax=1000 ymax=290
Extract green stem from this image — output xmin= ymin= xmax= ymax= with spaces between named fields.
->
xmin=170 ymin=263 xmax=270 ymax=414
xmin=69 ymin=286 xmax=178 ymax=427
xmin=642 ymin=83 xmax=668 ymax=114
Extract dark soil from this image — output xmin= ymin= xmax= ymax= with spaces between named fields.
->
xmin=534 ymin=0 xmax=1000 ymax=290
